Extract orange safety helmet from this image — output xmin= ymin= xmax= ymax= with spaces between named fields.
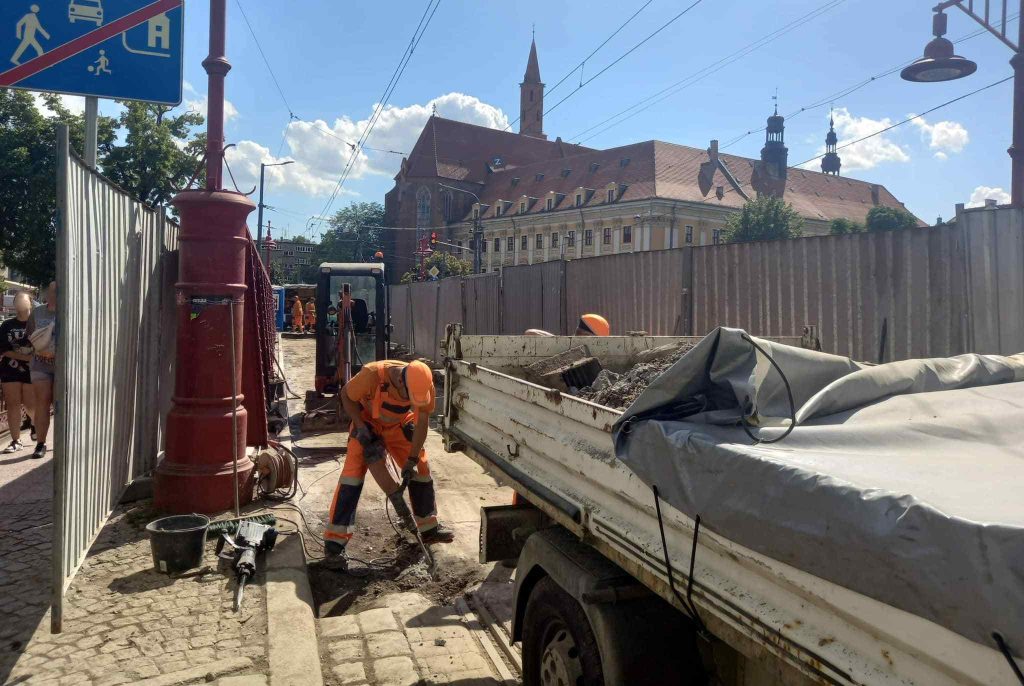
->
xmin=402 ymin=361 xmax=434 ymax=407
xmin=577 ymin=313 xmax=610 ymax=337
xmin=374 ymin=251 xmax=384 ymax=260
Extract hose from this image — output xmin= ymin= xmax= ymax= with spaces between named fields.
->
xmin=739 ymin=333 xmax=796 ymax=445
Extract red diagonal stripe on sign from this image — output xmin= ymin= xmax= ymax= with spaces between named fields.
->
xmin=0 ymin=0 xmax=182 ymax=87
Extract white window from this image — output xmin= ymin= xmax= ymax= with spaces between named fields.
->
xmin=535 ymin=234 xmax=543 ymax=249
xmin=567 ymin=230 xmax=576 ymax=247
xmin=623 ymin=226 xmax=632 ymax=244
xmin=685 ymin=225 xmax=694 ymax=244
xmin=521 ymin=235 xmax=528 ymax=250
xmin=551 ymin=232 xmax=559 ymax=247
xmin=602 ymin=228 xmax=611 ymax=245
xmin=520 ymin=201 xmax=526 ymax=214
xmin=575 ymin=194 xmax=582 ymax=207
xmin=713 ymin=229 xmax=723 ymax=245
xmin=494 ymin=238 xmax=501 ymax=252
xmin=507 ymin=237 xmax=514 ymax=251
xmin=606 ymin=188 xmax=615 ymax=203
xmin=546 ymin=197 xmax=553 ymax=211
xmin=584 ymin=229 xmax=593 ymax=246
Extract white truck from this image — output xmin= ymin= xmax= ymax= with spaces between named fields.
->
xmin=439 ymin=326 xmax=1024 ymax=686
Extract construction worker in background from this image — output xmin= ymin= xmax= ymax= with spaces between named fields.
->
xmin=324 ymin=360 xmax=454 ymax=567
xmin=576 ymin=313 xmax=610 ymax=337
xmin=374 ymin=251 xmax=384 ymax=260
xmin=524 ymin=313 xmax=611 ymax=337
xmin=305 ymin=298 xmax=317 ymax=333
xmin=291 ymin=296 xmax=304 ymax=333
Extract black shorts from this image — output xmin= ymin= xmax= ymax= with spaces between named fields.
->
xmin=0 ymin=365 xmax=31 ymax=385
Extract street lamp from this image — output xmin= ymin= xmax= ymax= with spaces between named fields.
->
xmin=256 ymin=160 xmax=295 ymax=249
xmin=902 ymin=1 xmax=1021 ymax=205
xmin=438 ymin=183 xmax=484 ymax=273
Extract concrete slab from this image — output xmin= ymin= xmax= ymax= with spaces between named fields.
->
xmin=266 ymin=538 xmax=324 ymax=686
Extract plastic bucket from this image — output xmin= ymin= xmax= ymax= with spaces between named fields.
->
xmin=145 ymin=514 xmax=210 ymax=575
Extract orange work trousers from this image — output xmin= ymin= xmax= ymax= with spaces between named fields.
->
xmin=325 ymin=420 xmax=438 ymax=548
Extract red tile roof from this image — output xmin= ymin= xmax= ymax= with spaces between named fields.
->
xmin=401 ymin=116 xmax=593 ymax=185
xmin=468 ymin=139 xmax=916 ymax=224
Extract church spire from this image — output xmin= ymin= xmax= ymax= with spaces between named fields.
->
xmin=821 ymin=109 xmax=842 ymax=176
xmin=757 ymin=96 xmax=788 ymax=197
xmin=520 ymin=37 xmax=546 ymax=139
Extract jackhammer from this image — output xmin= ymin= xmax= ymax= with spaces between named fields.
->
xmin=216 ymin=519 xmax=278 ymax=611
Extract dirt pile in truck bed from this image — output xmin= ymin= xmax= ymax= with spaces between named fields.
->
xmin=577 ymin=341 xmax=696 ymax=410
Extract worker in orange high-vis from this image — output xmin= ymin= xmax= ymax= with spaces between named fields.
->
xmin=291 ymin=296 xmax=305 ymax=333
xmin=304 ymin=298 xmax=317 ymax=333
xmin=324 ymin=360 xmax=454 ymax=566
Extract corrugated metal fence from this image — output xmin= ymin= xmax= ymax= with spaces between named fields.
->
xmin=52 ymin=126 xmax=179 ymax=631
xmin=391 ymin=212 xmax=1024 ymax=364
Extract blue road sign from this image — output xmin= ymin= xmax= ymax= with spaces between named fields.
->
xmin=0 ymin=0 xmax=183 ymax=105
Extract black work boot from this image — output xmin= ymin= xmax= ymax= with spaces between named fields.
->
xmin=322 ymin=541 xmax=348 ymax=571
xmin=421 ymin=523 xmax=455 ymax=543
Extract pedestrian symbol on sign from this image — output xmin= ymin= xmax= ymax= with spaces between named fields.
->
xmin=11 ymin=4 xmax=49 ymax=66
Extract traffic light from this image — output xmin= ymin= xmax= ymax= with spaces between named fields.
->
xmin=430 ymin=231 xmax=439 ymax=246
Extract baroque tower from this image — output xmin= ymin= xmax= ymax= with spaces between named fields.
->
xmin=820 ymin=111 xmax=842 ymax=176
xmin=520 ymin=38 xmax=545 ymax=139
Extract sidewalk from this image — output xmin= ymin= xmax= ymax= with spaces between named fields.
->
xmin=0 ymin=429 xmax=273 ymax=686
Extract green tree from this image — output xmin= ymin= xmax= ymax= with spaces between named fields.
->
xmin=723 ymin=195 xmax=804 ymax=244
xmin=400 ymin=251 xmax=473 ymax=283
xmin=829 ymin=218 xmax=864 ymax=235
xmin=864 ymin=206 xmax=919 ymax=232
xmin=0 ymin=91 xmax=116 ymax=285
xmin=267 ymin=260 xmax=284 ymax=285
xmin=103 ymin=101 xmax=205 ymax=207
xmin=319 ymin=202 xmax=386 ymax=263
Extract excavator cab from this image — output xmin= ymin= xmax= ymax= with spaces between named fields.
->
xmin=303 ymin=262 xmax=389 ymax=431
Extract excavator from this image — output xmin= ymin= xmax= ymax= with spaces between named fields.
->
xmin=301 ymin=261 xmax=389 ymax=433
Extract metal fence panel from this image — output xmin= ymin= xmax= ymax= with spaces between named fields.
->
xmin=692 ymin=227 xmax=971 ymax=362
xmin=390 ymin=283 xmax=412 ymax=351
xmin=961 ymin=206 xmax=1024 ymax=354
xmin=464 ymin=274 xmax=501 ymax=334
xmin=565 ymin=249 xmax=690 ymax=336
xmin=52 ymin=127 xmax=178 ymax=631
xmin=501 ymin=262 xmax=563 ymax=334
xmin=409 ymin=281 xmax=439 ymax=359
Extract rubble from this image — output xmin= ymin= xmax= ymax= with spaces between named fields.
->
xmin=576 ymin=341 xmax=696 ymax=410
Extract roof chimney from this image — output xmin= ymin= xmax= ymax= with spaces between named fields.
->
xmin=985 ymin=198 xmax=998 ymax=208
xmin=870 ymin=184 xmax=880 ymax=206
xmin=708 ymin=139 xmax=719 ymax=162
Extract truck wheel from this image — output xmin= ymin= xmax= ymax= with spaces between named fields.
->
xmin=522 ymin=577 xmax=604 ymax=686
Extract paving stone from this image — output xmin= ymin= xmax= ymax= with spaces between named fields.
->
xmin=410 ymin=636 xmax=478 ymax=658
xmin=357 ymin=607 xmax=400 ymax=634
xmin=372 ymin=655 xmax=420 ymax=686
xmin=328 ymin=637 xmax=365 ymax=661
xmin=367 ymin=630 xmax=412 ymax=658
xmin=331 ymin=661 xmax=368 ymax=684
xmin=320 ymin=613 xmax=361 ymax=639
xmin=217 ymin=675 xmax=268 ymax=686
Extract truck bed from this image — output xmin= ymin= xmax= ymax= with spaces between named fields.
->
xmin=441 ymin=332 xmax=1018 ymax=686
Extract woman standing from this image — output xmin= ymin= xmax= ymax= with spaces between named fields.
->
xmin=26 ymin=281 xmax=56 ymax=460
xmin=0 ymin=293 xmax=36 ymax=453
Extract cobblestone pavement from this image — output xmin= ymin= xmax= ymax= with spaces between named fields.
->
xmin=1 ymin=500 xmax=271 ymax=685
xmin=321 ymin=593 xmax=512 ymax=686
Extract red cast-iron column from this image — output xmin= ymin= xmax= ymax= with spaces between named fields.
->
xmin=155 ymin=0 xmax=256 ymax=513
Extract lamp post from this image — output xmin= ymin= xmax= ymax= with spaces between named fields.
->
xmin=438 ymin=184 xmax=485 ymax=273
xmin=256 ymin=160 xmax=295 ymax=249
xmin=902 ymin=1 xmax=1021 ymax=205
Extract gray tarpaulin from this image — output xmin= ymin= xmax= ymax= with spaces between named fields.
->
xmin=612 ymin=328 xmax=1024 ymax=652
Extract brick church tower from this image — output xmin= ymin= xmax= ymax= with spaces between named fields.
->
xmin=519 ymin=38 xmax=545 ymax=139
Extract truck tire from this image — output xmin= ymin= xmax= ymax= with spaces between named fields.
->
xmin=522 ymin=577 xmax=604 ymax=686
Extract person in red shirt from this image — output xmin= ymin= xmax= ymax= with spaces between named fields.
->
xmin=324 ymin=360 xmax=454 ymax=565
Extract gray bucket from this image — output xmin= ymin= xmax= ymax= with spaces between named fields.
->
xmin=146 ymin=514 xmax=210 ymax=575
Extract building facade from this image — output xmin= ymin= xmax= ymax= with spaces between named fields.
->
xmin=265 ymin=238 xmax=319 ymax=283
xmin=383 ymin=39 xmax=917 ymax=274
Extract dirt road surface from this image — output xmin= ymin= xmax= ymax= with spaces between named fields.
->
xmin=279 ymin=335 xmax=519 ymax=685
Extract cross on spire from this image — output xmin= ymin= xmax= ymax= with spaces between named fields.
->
xmin=772 ymin=88 xmax=778 ymax=115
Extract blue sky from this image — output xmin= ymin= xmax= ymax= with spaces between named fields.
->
xmin=74 ymin=0 xmax=1019 ymax=237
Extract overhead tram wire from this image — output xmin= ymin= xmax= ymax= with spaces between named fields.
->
xmin=541 ymin=0 xmax=707 ymax=122
xmin=312 ymin=0 xmax=442 ymax=233
xmin=720 ymin=14 xmax=1020 ymax=150
xmin=569 ymin=0 xmax=845 ymax=144
xmin=717 ymin=75 xmax=1013 ymax=200
xmin=505 ymin=0 xmax=657 ymax=133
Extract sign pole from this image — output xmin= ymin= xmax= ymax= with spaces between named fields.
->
xmin=84 ymin=95 xmax=98 ymax=169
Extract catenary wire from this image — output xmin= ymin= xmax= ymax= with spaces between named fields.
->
xmin=313 ymin=0 xmax=442 ymax=232
xmin=570 ymin=0 xmax=845 ymax=144
xmin=542 ymin=0 xmax=707 ymax=121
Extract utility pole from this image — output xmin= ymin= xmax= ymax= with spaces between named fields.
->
xmin=256 ymin=160 xmax=294 ymax=249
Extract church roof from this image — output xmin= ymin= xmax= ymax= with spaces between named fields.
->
xmin=523 ymin=38 xmax=542 ymax=83
xmin=400 ymin=116 xmax=593 ymax=185
xmin=468 ymin=139 xmax=917 ymax=225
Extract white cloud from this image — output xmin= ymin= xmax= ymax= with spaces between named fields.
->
xmin=224 ymin=140 xmax=344 ymax=199
xmin=802 ymin=107 xmax=910 ymax=172
xmin=31 ymin=93 xmax=86 ymax=116
xmin=934 ymin=151 xmax=948 ymax=161
xmin=966 ymin=185 xmax=1011 ymax=208
xmin=230 ymin=92 xmax=510 ymax=199
xmin=183 ymin=81 xmax=238 ymax=122
xmin=910 ymin=116 xmax=969 ymax=155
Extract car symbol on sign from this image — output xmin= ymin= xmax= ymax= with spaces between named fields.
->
xmin=68 ymin=0 xmax=103 ymax=26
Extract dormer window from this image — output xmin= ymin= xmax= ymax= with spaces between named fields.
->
xmin=607 ymin=189 xmax=614 ymax=203
xmin=472 ymin=205 xmax=480 ymax=220
xmin=495 ymin=200 xmax=505 ymax=216
xmin=589 ymin=162 xmax=600 ymax=172
xmin=561 ymin=169 xmax=571 ymax=177
xmin=546 ymin=198 xmax=553 ymax=211
xmin=575 ymin=194 xmax=583 ymax=207
xmin=519 ymin=201 xmax=526 ymax=214
xmin=511 ymin=177 xmax=520 ymax=187
xmin=620 ymin=157 xmax=630 ymax=167
xmin=535 ymin=173 xmax=544 ymax=181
